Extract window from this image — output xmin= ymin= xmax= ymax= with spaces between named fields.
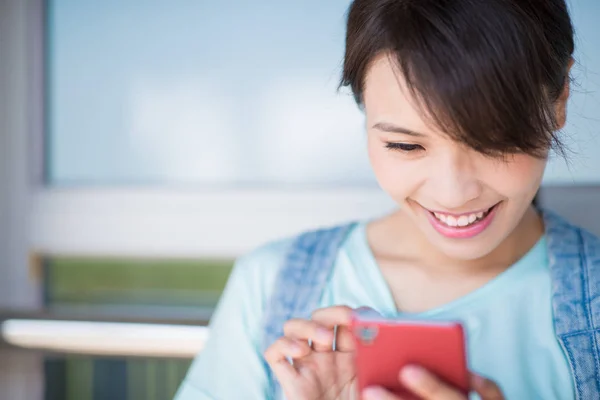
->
xmin=47 ymin=0 xmax=373 ymax=186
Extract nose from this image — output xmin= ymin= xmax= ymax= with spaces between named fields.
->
xmin=427 ymin=151 xmax=482 ymax=210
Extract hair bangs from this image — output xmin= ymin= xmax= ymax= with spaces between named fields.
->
xmin=341 ymin=0 xmax=575 ymax=158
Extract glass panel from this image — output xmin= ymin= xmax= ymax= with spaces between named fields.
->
xmin=47 ymin=0 xmax=374 ymax=186
xmin=45 ymin=258 xmax=233 ymax=320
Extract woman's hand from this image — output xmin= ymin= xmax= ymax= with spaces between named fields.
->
xmin=265 ymin=305 xmax=504 ymax=400
xmin=264 ymin=305 xmax=358 ymax=400
xmin=362 ymin=366 xmax=505 ymax=400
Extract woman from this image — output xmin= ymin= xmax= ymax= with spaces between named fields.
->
xmin=176 ymin=0 xmax=600 ymax=399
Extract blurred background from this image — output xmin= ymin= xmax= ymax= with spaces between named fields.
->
xmin=0 ymin=0 xmax=599 ymax=399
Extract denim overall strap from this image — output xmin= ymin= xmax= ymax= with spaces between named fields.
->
xmin=543 ymin=208 xmax=600 ymax=399
xmin=262 ymin=223 xmax=357 ymax=400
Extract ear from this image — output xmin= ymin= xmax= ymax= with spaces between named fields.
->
xmin=555 ymin=58 xmax=575 ymax=130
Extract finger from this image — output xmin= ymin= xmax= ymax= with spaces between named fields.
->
xmin=263 ymin=337 xmax=309 ymax=394
xmin=363 ymin=387 xmax=404 ymax=400
xmin=264 ymin=337 xmax=311 ymax=366
xmin=318 ymin=324 xmax=354 ymax=352
xmin=311 ymin=305 xmax=354 ymax=327
xmin=269 ymin=358 xmax=298 ymax=392
xmin=283 ymin=319 xmax=334 ymax=351
xmin=399 ymin=365 xmax=465 ymax=400
xmin=471 ymin=374 xmax=504 ymax=399
xmin=311 ymin=306 xmax=356 ymax=352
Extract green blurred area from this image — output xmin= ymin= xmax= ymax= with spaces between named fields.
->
xmin=45 ymin=258 xmax=234 ymax=308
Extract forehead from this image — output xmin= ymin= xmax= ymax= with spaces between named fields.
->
xmin=363 ymin=54 xmax=435 ymax=132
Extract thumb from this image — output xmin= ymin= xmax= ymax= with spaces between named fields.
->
xmin=471 ymin=374 xmax=504 ymax=399
xmin=362 ymin=387 xmax=400 ymax=400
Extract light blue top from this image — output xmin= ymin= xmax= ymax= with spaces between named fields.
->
xmin=175 ymin=223 xmax=574 ymax=399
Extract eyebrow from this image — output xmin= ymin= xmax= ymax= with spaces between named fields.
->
xmin=372 ymin=122 xmax=427 ymax=137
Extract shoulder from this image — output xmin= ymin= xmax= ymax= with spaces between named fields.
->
xmin=227 ymin=236 xmax=295 ymax=302
xmin=206 ymin=237 xmax=297 ymax=342
xmin=236 ymin=236 xmax=295 ymax=275
xmin=542 ymin=207 xmax=600 ymax=291
xmin=234 ymin=222 xmax=359 ymax=277
xmin=229 ymin=222 xmax=359 ymax=299
xmin=540 ymin=208 xmax=600 ymax=336
xmin=542 ymin=207 xmax=600 ymax=249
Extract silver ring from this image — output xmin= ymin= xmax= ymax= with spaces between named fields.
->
xmin=307 ymin=338 xmax=313 ymax=349
xmin=332 ymin=325 xmax=338 ymax=352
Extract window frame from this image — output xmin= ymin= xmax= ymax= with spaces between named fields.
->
xmin=31 ymin=188 xmax=394 ymax=258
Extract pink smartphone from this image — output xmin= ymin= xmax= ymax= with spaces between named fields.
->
xmin=351 ymin=313 xmax=469 ymax=399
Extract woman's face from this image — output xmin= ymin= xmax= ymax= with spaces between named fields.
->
xmin=364 ymin=55 xmax=556 ymax=261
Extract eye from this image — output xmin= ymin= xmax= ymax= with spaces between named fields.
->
xmin=385 ymin=142 xmax=425 ymax=153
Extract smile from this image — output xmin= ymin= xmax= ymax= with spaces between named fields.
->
xmin=425 ymin=203 xmax=500 ymax=239
xmin=432 ymin=207 xmax=493 ymax=228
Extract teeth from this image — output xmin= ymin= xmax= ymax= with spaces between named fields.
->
xmin=433 ymin=209 xmax=490 ymax=228
xmin=434 ymin=213 xmax=447 ymax=223
xmin=457 ymin=215 xmax=469 ymax=227
xmin=446 ymin=215 xmax=458 ymax=227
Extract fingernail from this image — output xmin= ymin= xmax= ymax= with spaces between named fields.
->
xmin=363 ymin=387 xmax=386 ymax=400
xmin=401 ymin=365 xmax=426 ymax=383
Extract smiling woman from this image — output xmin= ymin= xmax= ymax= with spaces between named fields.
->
xmin=175 ymin=1 xmax=600 ymax=400
xmin=0 ymin=0 xmax=599 ymax=399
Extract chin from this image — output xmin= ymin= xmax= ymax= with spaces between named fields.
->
xmin=429 ymin=236 xmax=501 ymax=261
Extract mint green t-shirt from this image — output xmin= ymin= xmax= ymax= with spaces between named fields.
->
xmin=175 ymin=223 xmax=574 ymax=399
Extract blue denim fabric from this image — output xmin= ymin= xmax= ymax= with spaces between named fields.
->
xmin=544 ymin=209 xmax=600 ymax=399
xmin=262 ymin=208 xmax=600 ymax=399
xmin=261 ymin=223 xmax=357 ymax=400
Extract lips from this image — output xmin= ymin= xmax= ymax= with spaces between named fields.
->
xmin=425 ymin=203 xmax=500 ymax=239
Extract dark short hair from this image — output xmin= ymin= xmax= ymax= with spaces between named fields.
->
xmin=341 ymin=0 xmax=575 ymax=157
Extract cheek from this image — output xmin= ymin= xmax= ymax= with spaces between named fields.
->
xmin=367 ymin=137 xmax=386 ymax=176
xmin=368 ymin=136 xmax=421 ymax=197
xmin=485 ymin=155 xmax=546 ymax=198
